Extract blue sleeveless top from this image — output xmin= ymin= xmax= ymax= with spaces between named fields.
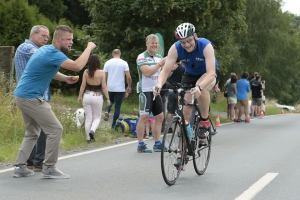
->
xmin=175 ymin=38 xmax=218 ymax=76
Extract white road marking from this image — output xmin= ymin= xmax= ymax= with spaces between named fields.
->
xmin=235 ymin=173 xmax=278 ymax=200
xmin=0 ymin=140 xmax=137 ymax=174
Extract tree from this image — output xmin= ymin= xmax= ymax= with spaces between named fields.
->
xmin=235 ymin=0 xmax=300 ymax=104
xmin=80 ymin=0 xmax=247 ymax=85
xmin=28 ymin=0 xmax=67 ymax=23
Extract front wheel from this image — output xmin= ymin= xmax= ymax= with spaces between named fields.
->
xmin=161 ymin=118 xmax=183 ymax=186
xmin=193 ymin=125 xmax=212 ymax=175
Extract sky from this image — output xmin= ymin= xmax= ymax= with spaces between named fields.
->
xmin=281 ymin=0 xmax=300 ymax=15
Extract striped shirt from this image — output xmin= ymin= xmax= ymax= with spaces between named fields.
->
xmin=14 ymin=39 xmax=51 ymax=101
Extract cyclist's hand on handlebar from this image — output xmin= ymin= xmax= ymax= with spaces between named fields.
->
xmin=152 ymin=85 xmax=161 ymax=99
xmin=190 ymin=86 xmax=201 ymax=98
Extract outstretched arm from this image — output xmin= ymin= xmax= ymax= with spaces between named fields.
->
xmin=60 ymin=42 xmax=96 ymax=72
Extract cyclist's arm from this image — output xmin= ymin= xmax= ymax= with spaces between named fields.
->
xmin=157 ymin=44 xmax=177 ymax=88
xmin=197 ymin=44 xmax=216 ymax=89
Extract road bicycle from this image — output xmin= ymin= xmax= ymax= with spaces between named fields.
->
xmin=160 ymin=83 xmax=212 ymax=186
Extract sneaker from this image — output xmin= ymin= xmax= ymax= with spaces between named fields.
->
xmin=13 ymin=165 xmax=34 ymax=178
xmin=153 ymin=144 xmax=168 ymax=152
xmin=198 ymin=120 xmax=211 ymax=138
xmin=250 ymin=115 xmax=254 ymax=119
xmin=234 ymin=119 xmax=242 ymax=122
xmin=42 ymin=166 xmax=69 ymax=179
xmin=33 ymin=165 xmax=43 ymax=172
xmin=199 ymin=139 xmax=208 ymax=147
xmin=103 ymin=112 xmax=109 ymax=121
xmin=144 ymin=135 xmax=149 ymax=139
xmin=137 ymin=144 xmax=152 ymax=153
xmin=256 ymin=116 xmax=262 ymax=119
xmin=89 ymin=130 xmax=95 ymax=142
xmin=245 ymin=119 xmax=250 ymax=123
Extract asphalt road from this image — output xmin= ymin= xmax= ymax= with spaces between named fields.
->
xmin=1 ymin=114 xmax=300 ymax=200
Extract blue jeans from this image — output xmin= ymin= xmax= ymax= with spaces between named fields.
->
xmin=27 ymin=130 xmax=47 ymax=166
xmin=105 ymin=92 xmax=124 ymax=127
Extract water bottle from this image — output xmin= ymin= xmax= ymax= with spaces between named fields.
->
xmin=185 ymin=120 xmax=194 ymax=139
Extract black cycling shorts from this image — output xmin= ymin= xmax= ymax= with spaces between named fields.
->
xmin=139 ymin=92 xmax=163 ymax=116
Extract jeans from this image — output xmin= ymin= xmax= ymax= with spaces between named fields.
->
xmin=27 ymin=130 xmax=47 ymax=166
xmin=105 ymin=92 xmax=124 ymax=127
xmin=83 ymin=93 xmax=103 ymax=140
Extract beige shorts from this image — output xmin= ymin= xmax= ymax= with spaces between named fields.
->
xmin=237 ymin=98 xmax=248 ymax=109
xmin=227 ymin=97 xmax=237 ymax=104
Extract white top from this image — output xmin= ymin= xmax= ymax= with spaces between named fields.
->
xmin=136 ymin=51 xmax=162 ymax=92
xmin=103 ymin=58 xmax=129 ymax=92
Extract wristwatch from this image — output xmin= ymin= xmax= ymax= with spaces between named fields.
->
xmin=197 ymin=85 xmax=203 ymax=91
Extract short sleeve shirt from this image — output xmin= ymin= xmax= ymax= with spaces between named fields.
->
xmin=103 ymin=58 xmax=129 ymax=92
xmin=251 ymin=80 xmax=262 ymax=98
xmin=14 ymin=45 xmax=68 ymax=98
xmin=227 ymin=83 xmax=236 ymax=98
xmin=136 ymin=51 xmax=162 ymax=92
xmin=236 ymin=78 xmax=250 ymax=100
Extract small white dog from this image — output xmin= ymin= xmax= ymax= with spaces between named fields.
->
xmin=74 ymin=108 xmax=85 ymax=128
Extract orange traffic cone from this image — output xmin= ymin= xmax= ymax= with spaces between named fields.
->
xmin=289 ymin=109 xmax=293 ymax=114
xmin=281 ymin=108 xmax=284 ymax=114
xmin=260 ymin=109 xmax=265 ymax=118
xmin=214 ymin=115 xmax=221 ymax=127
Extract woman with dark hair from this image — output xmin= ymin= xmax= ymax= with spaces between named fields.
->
xmin=78 ymin=54 xmax=110 ymax=143
xmin=227 ymin=74 xmax=238 ymax=120
xmin=235 ymin=72 xmax=251 ymax=123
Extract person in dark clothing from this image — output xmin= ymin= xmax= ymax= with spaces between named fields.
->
xmin=165 ymin=59 xmax=185 ymax=132
xmin=250 ymin=75 xmax=263 ymax=119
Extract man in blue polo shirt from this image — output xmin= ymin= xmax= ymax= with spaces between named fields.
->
xmin=14 ymin=25 xmax=50 ymax=172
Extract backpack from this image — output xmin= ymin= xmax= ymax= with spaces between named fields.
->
xmin=224 ymin=90 xmax=228 ymax=97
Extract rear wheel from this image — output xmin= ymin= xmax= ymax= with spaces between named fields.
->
xmin=161 ymin=118 xmax=183 ymax=186
xmin=193 ymin=124 xmax=212 ymax=175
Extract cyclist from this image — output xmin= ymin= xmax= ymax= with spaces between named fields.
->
xmin=153 ymin=22 xmax=219 ymax=139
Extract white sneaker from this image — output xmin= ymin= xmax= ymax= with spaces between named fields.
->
xmin=13 ymin=165 xmax=34 ymax=178
xmin=42 ymin=166 xmax=69 ymax=179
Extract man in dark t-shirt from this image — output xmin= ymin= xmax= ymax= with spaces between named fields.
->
xmin=251 ymin=75 xmax=263 ymax=118
xmin=165 ymin=60 xmax=185 ymax=132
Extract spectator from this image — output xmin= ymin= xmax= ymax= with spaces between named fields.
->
xmin=166 ymin=59 xmax=185 ymax=132
xmin=103 ymin=49 xmax=132 ymax=128
xmin=13 ymin=25 xmax=96 ymax=179
xmin=227 ymin=74 xmax=238 ymax=120
xmin=78 ymin=54 xmax=110 ymax=143
xmin=135 ymin=34 xmax=166 ymax=153
xmin=249 ymin=72 xmax=259 ymax=86
xmin=145 ymin=112 xmax=155 ymax=139
xmin=224 ymin=72 xmax=236 ymax=119
xmin=14 ymin=25 xmax=49 ymax=172
xmin=250 ymin=75 xmax=263 ymax=119
xmin=235 ymin=72 xmax=251 ymax=123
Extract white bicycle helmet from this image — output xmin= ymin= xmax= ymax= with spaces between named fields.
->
xmin=174 ymin=23 xmax=195 ymax=40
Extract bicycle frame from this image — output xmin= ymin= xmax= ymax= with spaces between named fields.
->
xmin=170 ymin=86 xmax=202 ymax=156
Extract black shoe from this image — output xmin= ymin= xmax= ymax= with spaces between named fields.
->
xmin=89 ymin=131 xmax=95 ymax=142
xmin=199 ymin=139 xmax=208 ymax=148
